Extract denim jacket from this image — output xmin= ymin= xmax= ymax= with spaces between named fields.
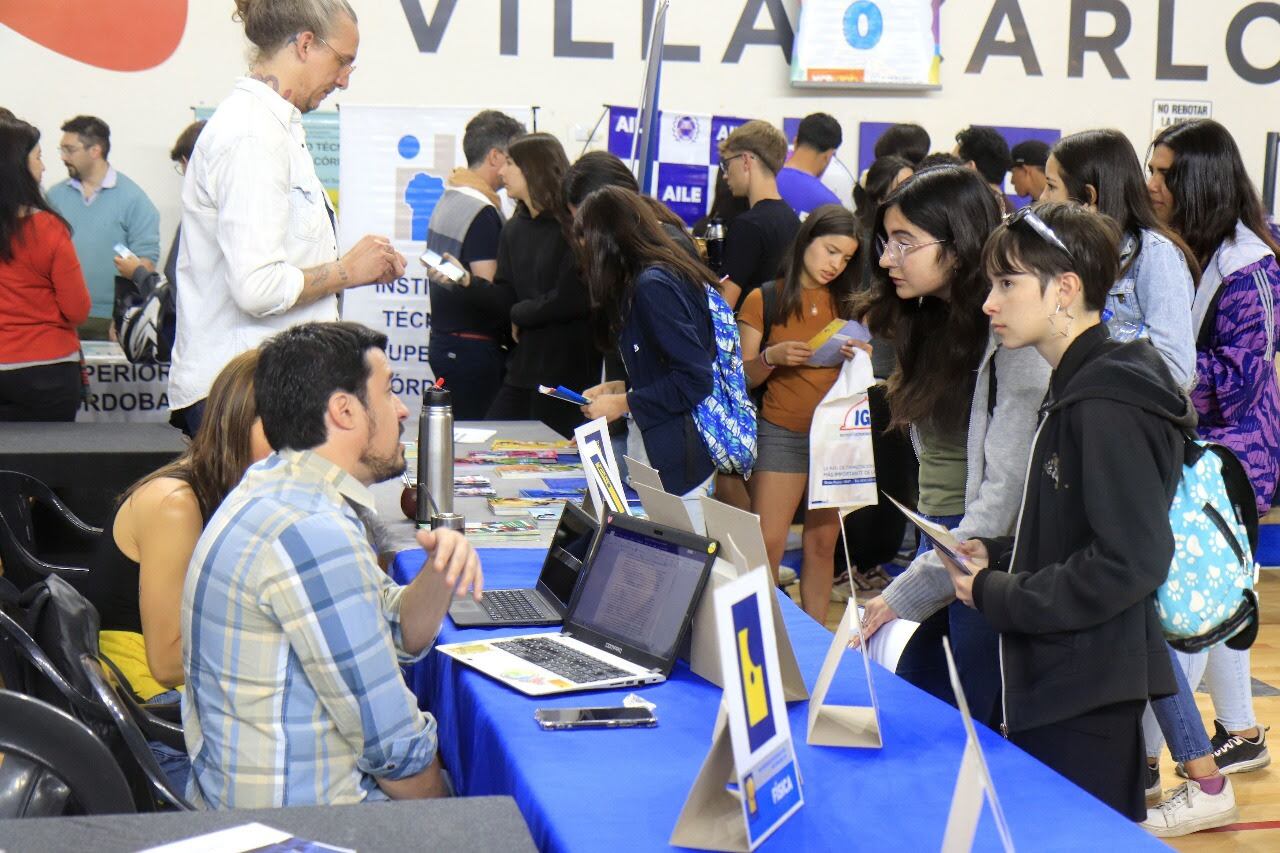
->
xmin=1104 ymin=228 xmax=1195 ymax=388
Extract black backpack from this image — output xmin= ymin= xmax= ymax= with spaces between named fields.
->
xmin=114 ymin=271 xmax=176 ymax=365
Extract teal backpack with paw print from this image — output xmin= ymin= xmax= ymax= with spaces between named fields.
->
xmin=1158 ymin=437 xmax=1259 ymax=653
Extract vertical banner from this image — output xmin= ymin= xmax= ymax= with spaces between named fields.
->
xmin=338 ymin=105 xmax=533 ymax=417
xmin=606 ymin=106 xmax=752 ymax=227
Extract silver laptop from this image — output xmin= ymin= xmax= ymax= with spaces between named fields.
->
xmin=436 ymin=512 xmax=719 ymax=696
xmin=448 ymin=502 xmax=597 ymax=628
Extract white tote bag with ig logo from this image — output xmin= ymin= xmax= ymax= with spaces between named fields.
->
xmin=808 ymin=351 xmax=878 ymax=510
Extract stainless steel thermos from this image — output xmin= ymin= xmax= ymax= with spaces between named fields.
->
xmin=417 ymin=385 xmax=464 ymax=530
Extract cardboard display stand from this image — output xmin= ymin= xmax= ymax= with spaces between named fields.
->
xmin=940 ymin=637 xmax=1015 ymax=853
xmin=622 ymin=454 xmax=663 ymax=491
xmin=671 ymin=569 xmax=804 ymax=851
xmin=700 ymin=497 xmax=808 ymax=702
xmin=633 ymin=481 xmax=698 ymax=532
xmin=806 ymin=599 xmax=882 ymax=748
xmin=574 ymin=419 xmax=627 ymax=516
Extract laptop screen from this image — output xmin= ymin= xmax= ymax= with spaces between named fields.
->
xmin=536 ymin=503 xmax=596 ymax=606
xmin=568 ymin=522 xmax=710 ymax=661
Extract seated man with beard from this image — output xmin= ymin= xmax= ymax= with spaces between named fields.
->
xmin=181 ymin=321 xmax=483 ymax=808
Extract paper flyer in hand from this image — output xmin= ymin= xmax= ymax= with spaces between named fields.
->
xmin=805 ymin=319 xmax=872 ymax=367
xmin=883 ymin=494 xmax=974 ymax=574
xmin=538 ymin=384 xmax=591 ymax=406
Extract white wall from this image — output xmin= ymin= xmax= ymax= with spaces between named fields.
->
xmin=6 ymin=0 xmax=1279 ymax=242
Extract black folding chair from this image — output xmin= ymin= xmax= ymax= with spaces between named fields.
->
xmin=0 ymin=469 xmax=99 ymax=591
xmin=80 ymin=655 xmax=193 ymax=811
xmin=0 ymin=689 xmax=134 ymax=816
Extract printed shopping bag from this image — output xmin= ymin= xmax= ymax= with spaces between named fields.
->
xmin=808 ymin=351 xmax=878 ymax=510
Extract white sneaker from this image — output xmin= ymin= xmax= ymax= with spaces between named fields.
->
xmin=778 ymin=565 xmax=797 ymax=586
xmin=1141 ymin=778 xmax=1238 ymax=837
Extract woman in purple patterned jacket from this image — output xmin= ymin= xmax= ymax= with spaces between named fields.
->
xmin=1144 ymin=118 xmax=1277 ymax=788
xmin=1149 ymin=119 xmax=1280 ymax=516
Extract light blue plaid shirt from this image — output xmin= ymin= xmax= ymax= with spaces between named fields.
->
xmin=181 ymin=450 xmax=436 ymax=808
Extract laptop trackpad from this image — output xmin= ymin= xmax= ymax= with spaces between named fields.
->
xmin=449 ymin=599 xmax=485 ymax=620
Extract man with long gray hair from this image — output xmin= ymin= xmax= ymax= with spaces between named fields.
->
xmin=169 ymin=0 xmax=406 ymax=437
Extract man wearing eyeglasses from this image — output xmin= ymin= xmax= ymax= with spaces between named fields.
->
xmin=46 ymin=115 xmax=161 ymax=340
xmin=169 ymin=0 xmax=406 ymax=438
xmin=716 ymin=120 xmax=799 ymax=312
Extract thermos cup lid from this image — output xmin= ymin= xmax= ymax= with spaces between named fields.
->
xmin=424 ymin=386 xmax=452 ymax=406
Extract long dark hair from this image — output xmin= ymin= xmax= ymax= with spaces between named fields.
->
xmin=563 ymin=150 xmax=688 ymax=232
xmin=774 ymin=205 xmax=859 ymax=326
xmin=0 ymin=119 xmax=70 ymax=263
xmin=507 ymin=132 xmax=571 ymax=235
xmin=122 ymin=349 xmax=261 ymax=523
xmin=1051 ymin=129 xmax=1199 ymax=281
xmin=575 ymin=186 xmax=716 ymax=351
xmin=857 ymin=166 xmax=1002 ymax=433
xmin=854 ymin=155 xmax=913 ymax=233
xmin=1152 ymin=119 xmax=1280 ymax=266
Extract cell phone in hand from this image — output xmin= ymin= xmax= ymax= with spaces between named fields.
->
xmin=113 ymin=243 xmax=135 ymax=259
xmin=421 ymin=249 xmax=465 ymax=283
xmin=534 ymin=706 xmax=657 ymax=730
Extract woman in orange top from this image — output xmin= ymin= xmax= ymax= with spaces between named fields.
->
xmin=738 ymin=205 xmax=869 ymax=619
xmin=0 ymin=117 xmax=90 ymax=421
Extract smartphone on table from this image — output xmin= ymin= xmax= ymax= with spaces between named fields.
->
xmin=534 ymin=706 xmax=657 ymax=731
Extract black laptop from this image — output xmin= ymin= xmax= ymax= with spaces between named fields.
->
xmin=448 ymin=502 xmax=598 ymax=628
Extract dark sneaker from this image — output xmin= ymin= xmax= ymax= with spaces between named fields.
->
xmin=1211 ymin=721 xmax=1270 ymax=775
xmin=1146 ymin=764 xmax=1162 ymax=806
xmin=1176 ymin=720 xmax=1271 ymax=778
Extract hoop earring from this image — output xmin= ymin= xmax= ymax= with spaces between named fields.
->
xmin=1049 ymin=303 xmax=1074 ymax=338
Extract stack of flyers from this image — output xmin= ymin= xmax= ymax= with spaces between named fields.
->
xmin=519 ymin=487 xmax=586 ymax=500
xmin=464 ymin=519 xmax=541 ymax=538
xmin=459 ymin=449 xmax=562 ymax=465
xmin=488 ymin=497 xmax=561 ymax=516
xmin=494 ymin=464 xmax=583 ymax=480
xmin=491 ymin=439 xmax=575 ymax=452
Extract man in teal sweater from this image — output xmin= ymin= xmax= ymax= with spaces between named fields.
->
xmin=47 ymin=115 xmax=160 ymax=340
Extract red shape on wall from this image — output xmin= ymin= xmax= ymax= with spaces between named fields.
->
xmin=1 ymin=0 xmax=187 ymax=71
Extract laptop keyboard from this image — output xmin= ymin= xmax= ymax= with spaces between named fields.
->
xmin=482 ymin=589 xmax=547 ymax=622
xmin=492 ymin=637 xmax=631 ymax=684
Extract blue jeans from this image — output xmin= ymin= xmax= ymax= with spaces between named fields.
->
xmin=1145 ymin=645 xmax=1214 ymax=764
xmin=148 ymin=688 xmax=191 ymax=795
xmin=893 ymin=514 xmax=1004 ymax=730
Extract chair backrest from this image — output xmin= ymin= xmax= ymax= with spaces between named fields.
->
xmin=0 ymin=689 xmax=135 ymax=816
xmin=0 ymin=470 xmax=96 ymax=591
xmin=79 ymin=655 xmax=193 ymax=811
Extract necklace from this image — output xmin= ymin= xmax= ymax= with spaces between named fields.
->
xmin=802 ymin=286 xmax=824 ymax=316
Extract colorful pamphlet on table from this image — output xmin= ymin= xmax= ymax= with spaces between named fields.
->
xmin=884 ymin=493 xmax=975 ymax=574
xmin=804 ymin=319 xmax=872 ymax=367
xmin=538 ymin=384 xmax=592 ymax=405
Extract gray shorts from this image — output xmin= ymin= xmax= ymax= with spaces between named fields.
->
xmin=754 ymin=419 xmax=810 ymax=475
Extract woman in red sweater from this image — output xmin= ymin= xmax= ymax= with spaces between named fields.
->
xmin=0 ymin=117 xmax=90 ymax=421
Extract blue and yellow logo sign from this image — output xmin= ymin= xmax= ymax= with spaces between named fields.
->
xmin=732 ymin=595 xmax=775 ymax=752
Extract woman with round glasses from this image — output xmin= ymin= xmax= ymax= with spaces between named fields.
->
xmin=1041 ymin=129 xmax=1197 ymax=387
xmin=853 ymin=166 xmax=1050 ymax=729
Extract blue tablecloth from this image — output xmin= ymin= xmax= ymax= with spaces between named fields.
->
xmin=395 ymin=549 xmax=1164 ymax=852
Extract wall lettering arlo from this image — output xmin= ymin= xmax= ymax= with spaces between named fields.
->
xmin=400 ymin=0 xmax=1280 ymax=84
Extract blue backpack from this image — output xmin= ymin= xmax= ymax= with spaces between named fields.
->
xmin=692 ymin=285 xmax=757 ymax=477
xmin=1158 ymin=437 xmax=1260 ymax=653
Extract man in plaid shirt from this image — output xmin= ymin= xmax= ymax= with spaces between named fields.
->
xmin=181 ymin=321 xmax=483 ymax=808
